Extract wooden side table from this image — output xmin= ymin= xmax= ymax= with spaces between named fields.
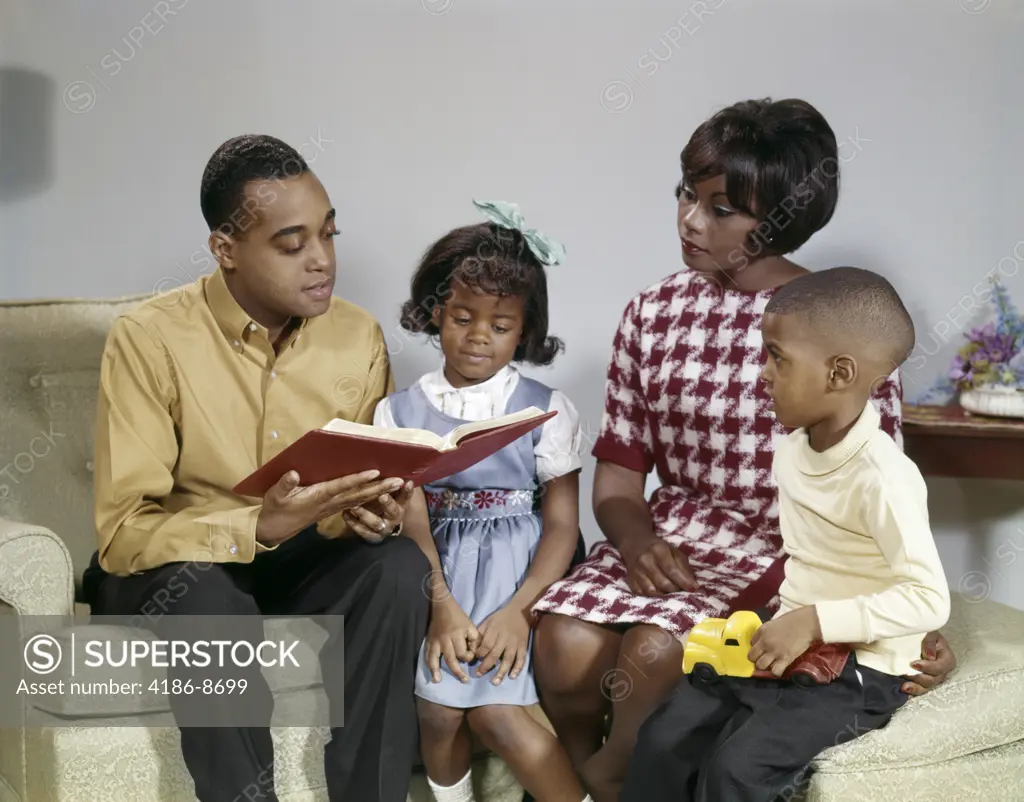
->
xmin=902 ymin=404 xmax=1024 ymax=481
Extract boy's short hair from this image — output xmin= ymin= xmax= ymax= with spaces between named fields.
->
xmin=680 ymin=98 xmax=839 ymax=256
xmin=764 ymin=267 xmax=916 ymax=366
xmin=200 ymin=134 xmax=308 ymax=236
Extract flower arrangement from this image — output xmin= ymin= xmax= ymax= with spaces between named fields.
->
xmin=918 ymin=277 xmax=1024 ymax=411
xmin=947 ymin=322 xmax=1024 ymax=392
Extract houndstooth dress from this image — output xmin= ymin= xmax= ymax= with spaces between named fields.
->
xmin=531 ymin=270 xmax=903 ymax=639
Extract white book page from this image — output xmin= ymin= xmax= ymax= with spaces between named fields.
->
xmin=439 ymin=406 xmax=546 ymax=450
xmin=321 ymin=418 xmax=445 ymax=449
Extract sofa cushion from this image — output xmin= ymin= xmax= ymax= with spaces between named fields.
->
xmin=811 ymin=594 xmax=1024 ymax=773
xmin=28 ymin=717 xmax=524 ymax=802
xmin=0 ymin=294 xmax=151 ymax=595
xmin=802 ymin=739 xmax=1024 ymax=802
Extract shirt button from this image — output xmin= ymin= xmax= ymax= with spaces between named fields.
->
xmin=232 ymin=339 xmax=240 ymax=347
xmin=248 ymin=323 xmax=258 ymax=332
xmin=229 ymin=545 xmax=238 ymax=554
xmin=270 ymin=430 xmax=279 ymax=439
xmin=270 ymin=370 xmax=277 ymax=379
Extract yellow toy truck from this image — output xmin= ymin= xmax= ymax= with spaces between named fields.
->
xmin=683 ymin=611 xmax=849 ymax=687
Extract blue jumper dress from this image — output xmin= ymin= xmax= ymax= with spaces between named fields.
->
xmin=389 ymin=375 xmax=554 ymax=708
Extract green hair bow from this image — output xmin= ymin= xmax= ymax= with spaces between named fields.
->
xmin=472 ymin=199 xmax=567 ymax=266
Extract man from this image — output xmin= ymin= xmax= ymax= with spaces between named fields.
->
xmin=83 ymin=134 xmax=430 ymax=802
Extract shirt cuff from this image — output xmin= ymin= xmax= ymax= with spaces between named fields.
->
xmin=814 ymin=598 xmax=869 ymax=644
xmin=193 ymin=505 xmax=261 ymax=562
xmin=592 ymin=438 xmax=654 ymax=475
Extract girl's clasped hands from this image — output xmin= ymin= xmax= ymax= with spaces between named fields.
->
xmin=425 ymin=593 xmax=532 ymax=686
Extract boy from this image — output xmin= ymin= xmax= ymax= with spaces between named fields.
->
xmin=621 ymin=266 xmax=951 ymax=802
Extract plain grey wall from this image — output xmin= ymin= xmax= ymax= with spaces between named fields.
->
xmin=2 ymin=0 xmax=1022 ymax=610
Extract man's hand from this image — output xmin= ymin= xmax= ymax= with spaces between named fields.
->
xmin=621 ymin=537 xmax=699 ymax=596
xmin=255 ymin=469 xmax=405 ymax=547
xmin=473 ymin=605 xmax=532 ymax=686
xmin=425 ymin=599 xmax=479 ymax=684
xmin=342 ymin=481 xmax=415 ymax=544
xmin=902 ymin=630 xmax=956 ymax=695
xmin=747 ymin=606 xmax=822 ymax=677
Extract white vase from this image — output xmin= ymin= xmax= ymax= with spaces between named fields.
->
xmin=959 ymin=384 xmax=1024 ymax=419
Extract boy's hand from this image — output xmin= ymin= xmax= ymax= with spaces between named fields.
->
xmin=424 ymin=599 xmax=479 ymax=684
xmin=902 ymin=630 xmax=956 ymax=695
xmin=747 ymin=606 xmax=822 ymax=677
xmin=473 ymin=606 xmax=532 ymax=685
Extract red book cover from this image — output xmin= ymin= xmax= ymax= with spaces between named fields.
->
xmin=232 ymin=408 xmax=557 ymax=498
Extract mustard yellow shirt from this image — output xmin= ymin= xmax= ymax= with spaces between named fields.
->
xmin=772 ymin=400 xmax=951 ymax=677
xmin=93 ymin=268 xmax=394 ymax=576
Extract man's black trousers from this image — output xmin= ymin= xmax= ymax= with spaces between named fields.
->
xmin=86 ymin=527 xmax=430 ymax=802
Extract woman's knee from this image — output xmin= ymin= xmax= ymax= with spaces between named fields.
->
xmin=610 ymin=626 xmax=684 ymax=708
xmin=534 ymin=614 xmax=619 ymax=692
xmin=619 ymin=624 xmax=683 ymax=681
xmin=602 ymin=626 xmax=682 ymax=744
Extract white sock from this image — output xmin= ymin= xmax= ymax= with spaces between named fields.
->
xmin=427 ymin=769 xmax=476 ymax=802
xmin=582 ymin=796 xmax=595 ymax=802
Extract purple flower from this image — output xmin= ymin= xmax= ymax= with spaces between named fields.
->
xmin=944 ymin=277 xmax=1024 ymax=390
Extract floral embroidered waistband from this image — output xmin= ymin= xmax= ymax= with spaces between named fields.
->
xmin=425 ymin=488 xmax=537 ymax=518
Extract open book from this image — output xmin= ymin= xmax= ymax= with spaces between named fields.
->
xmin=232 ymin=406 xmax=557 ymax=498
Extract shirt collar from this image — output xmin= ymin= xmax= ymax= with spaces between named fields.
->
xmin=791 ymin=400 xmax=880 ymax=476
xmin=422 ymin=362 xmax=517 ymax=397
xmin=205 ymin=267 xmax=308 ymax=350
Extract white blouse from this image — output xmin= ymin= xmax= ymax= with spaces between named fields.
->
xmin=373 ymin=364 xmax=582 ymax=484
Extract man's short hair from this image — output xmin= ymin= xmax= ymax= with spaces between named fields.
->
xmin=764 ymin=266 xmax=916 ymax=366
xmin=200 ymin=134 xmax=308 ymax=236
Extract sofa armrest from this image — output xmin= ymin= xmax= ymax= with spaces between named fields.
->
xmin=0 ymin=517 xmax=74 ymax=616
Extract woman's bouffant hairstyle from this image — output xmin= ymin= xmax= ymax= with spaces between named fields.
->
xmin=678 ymin=98 xmax=840 ymax=258
xmin=399 ymin=222 xmax=564 ymax=366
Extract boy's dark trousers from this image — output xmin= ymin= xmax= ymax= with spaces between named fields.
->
xmin=620 ymin=656 xmax=908 ymax=802
xmin=84 ymin=527 xmax=430 ymax=802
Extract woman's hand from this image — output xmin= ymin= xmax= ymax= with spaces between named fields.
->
xmin=621 ymin=537 xmax=699 ymax=596
xmin=473 ymin=606 xmax=532 ymax=685
xmin=424 ymin=599 xmax=479 ymax=684
xmin=902 ymin=630 xmax=956 ymax=695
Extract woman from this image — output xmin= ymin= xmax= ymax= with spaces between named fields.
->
xmin=530 ymin=98 xmax=957 ymax=802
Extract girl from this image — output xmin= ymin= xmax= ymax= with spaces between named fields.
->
xmin=373 ymin=200 xmax=592 ymax=802
xmin=529 ymin=98 xmax=957 ymax=802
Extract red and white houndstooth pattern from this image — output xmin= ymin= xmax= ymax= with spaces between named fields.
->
xmin=532 ymin=270 xmax=903 ymax=638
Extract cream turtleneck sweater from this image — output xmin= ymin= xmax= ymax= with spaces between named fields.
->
xmin=772 ymin=400 xmax=951 ymax=677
